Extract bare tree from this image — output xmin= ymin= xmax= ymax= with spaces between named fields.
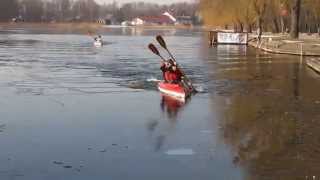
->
xmin=20 ymin=0 xmax=44 ymax=22
xmin=0 ymin=0 xmax=200 ymax=24
xmin=290 ymin=0 xmax=301 ymax=38
xmin=0 ymin=0 xmax=18 ymax=21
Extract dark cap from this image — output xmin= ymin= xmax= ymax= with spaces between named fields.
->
xmin=168 ymin=59 xmax=174 ymax=65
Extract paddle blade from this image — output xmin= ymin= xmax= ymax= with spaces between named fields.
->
xmin=156 ymin=35 xmax=167 ymax=49
xmin=148 ymin=43 xmax=160 ymax=56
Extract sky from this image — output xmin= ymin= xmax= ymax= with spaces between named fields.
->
xmin=95 ymin=0 xmax=194 ymax=5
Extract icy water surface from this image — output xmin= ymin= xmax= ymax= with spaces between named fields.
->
xmin=0 ymin=26 xmax=319 ymax=180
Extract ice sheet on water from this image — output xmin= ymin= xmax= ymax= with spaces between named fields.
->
xmin=165 ymin=148 xmax=195 ymax=155
xmin=200 ymin=130 xmax=213 ymax=134
xmin=195 ymin=85 xmax=205 ymax=93
xmin=147 ymin=77 xmax=161 ymax=82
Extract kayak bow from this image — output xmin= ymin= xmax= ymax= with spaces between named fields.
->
xmin=94 ymin=41 xmax=103 ymax=47
xmin=158 ymin=81 xmax=190 ymax=99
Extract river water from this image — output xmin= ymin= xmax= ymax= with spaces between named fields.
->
xmin=0 ymin=26 xmax=319 ymax=180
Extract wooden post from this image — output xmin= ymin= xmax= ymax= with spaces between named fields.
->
xmin=209 ymin=31 xmax=213 ymax=46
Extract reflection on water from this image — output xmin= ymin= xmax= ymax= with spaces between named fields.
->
xmin=120 ymin=27 xmax=177 ymax=36
xmin=204 ymin=44 xmax=320 ymax=179
xmin=0 ymin=124 xmax=5 ymax=133
xmin=147 ymin=94 xmax=190 ymax=152
xmin=160 ymin=94 xmax=189 ymax=121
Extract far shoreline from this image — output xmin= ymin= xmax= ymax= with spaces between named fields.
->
xmin=0 ymin=22 xmax=203 ymax=30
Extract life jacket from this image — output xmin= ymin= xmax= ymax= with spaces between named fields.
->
xmin=161 ymin=63 xmax=183 ymax=83
xmin=164 ymin=69 xmax=182 ymax=83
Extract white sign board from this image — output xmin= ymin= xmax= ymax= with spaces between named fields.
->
xmin=217 ymin=32 xmax=248 ymax=44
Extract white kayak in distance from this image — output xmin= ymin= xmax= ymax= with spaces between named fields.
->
xmin=94 ymin=41 xmax=103 ymax=47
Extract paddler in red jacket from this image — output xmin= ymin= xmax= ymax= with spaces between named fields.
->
xmin=160 ymin=59 xmax=183 ymax=84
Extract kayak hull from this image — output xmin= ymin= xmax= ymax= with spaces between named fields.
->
xmin=94 ymin=41 xmax=103 ymax=47
xmin=158 ymin=82 xmax=189 ymax=99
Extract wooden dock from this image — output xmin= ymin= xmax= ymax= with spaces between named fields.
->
xmin=208 ymin=30 xmax=248 ymax=45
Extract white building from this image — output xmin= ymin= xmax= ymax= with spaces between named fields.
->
xmin=130 ymin=12 xmax=176 ymax=26
xmin=131 ymin=18 xmax=144 ymax=26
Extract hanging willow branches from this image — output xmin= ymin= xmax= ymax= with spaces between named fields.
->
xmin=200 ymin=0 xmax=319 ymax=38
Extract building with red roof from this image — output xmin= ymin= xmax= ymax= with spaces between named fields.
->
xmin=131 ymin=12 xmax=176 ymax=26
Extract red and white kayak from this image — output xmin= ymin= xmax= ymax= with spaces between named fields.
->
xmin=158 ymin=81 xmax=190 ymax=99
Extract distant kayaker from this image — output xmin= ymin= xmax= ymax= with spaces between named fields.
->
xmin=160 ymin=59 xmax=183 ymax=84
xmin=96 ymin=35 xmax=102 ymax=43
xmin=94 ymin=35 xmax=103 ymax=43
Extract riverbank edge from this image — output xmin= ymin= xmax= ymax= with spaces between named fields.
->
xmin=248 ymin=39 xmax=320 ymax=57
xmin=248 ymin=37 xmax=320 ymax=74
xmin=0 ymin=22 xmax=202 ymax=30
xmin=306 ymin=58 xmax=320 ymax=74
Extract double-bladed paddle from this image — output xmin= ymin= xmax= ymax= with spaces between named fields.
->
xmin=148 ymin=43 xmax=166 ymax=61
xmin=156 ymin=35 xmax=177 ymax=62
xmin=155 ymin=35 xmax=197 ymax=93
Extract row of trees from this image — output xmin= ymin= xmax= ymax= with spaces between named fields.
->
xmin=0 ymin=0 xmax=199 ymax=24
xmin=0 ymin=0 xmax=97 ymax=22
xmin=200 ymin=0 xmax=320 ymax=38
xmin=116 ymin=2 xmax=198 ymax=23
xmin=0 ymin=0 xmax=19 ymax=21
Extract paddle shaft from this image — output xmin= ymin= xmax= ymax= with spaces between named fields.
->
xmin=148 ymin=43 xmax=167 ymax=62
xmin=156 ymin=36 xmax=197 ymax=92
xmin=166 ymin=55 xmax=197 ymax=93
xmin=148 ymin=41 xmax=197 ymax=93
